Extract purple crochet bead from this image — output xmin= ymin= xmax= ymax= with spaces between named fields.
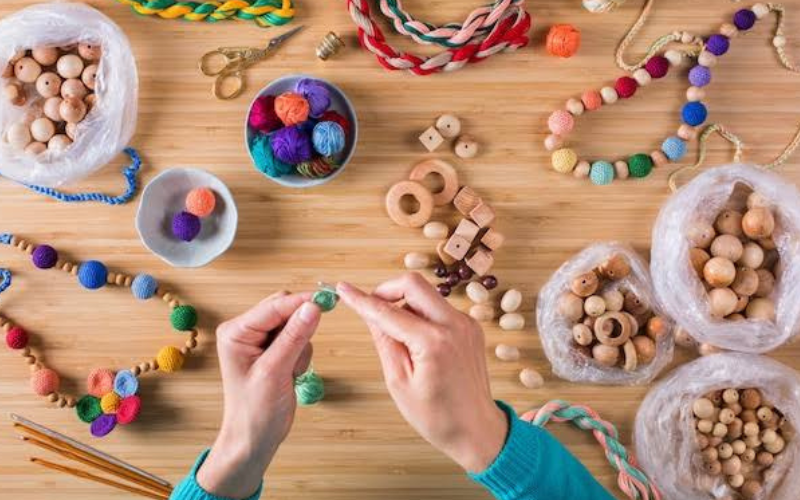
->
xmin=271 ymin=126 xmax=312 ymax=165
xmin=689 ymin=65 xmax=712 ymax=88
xmin=172 ymin=211 xmax=201 ymax=242
xmin=31 ymin=245 xmax=58 ymax=269
xmin=733 ymin=9 xmax=757 ymax=31
xmin=706 ymin=35 xmax=730 ymax=56
xmin=90 ymin=414 xmax=116 ymax=437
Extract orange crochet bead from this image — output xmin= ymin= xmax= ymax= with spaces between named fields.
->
xmin=581 ymin=90 xmax=603 ymax=111
xmin=546 ymin=24 xmax=581 ymax=58
xmin=185 ymin=188 xmax=216 ymax=218
xmin=87 ymin=368 xmax=115 ymax=397
xmin=100 ymin=392 xmax=122 ymax=414
xmin=31 ymin=368 xmax=60 ymax=396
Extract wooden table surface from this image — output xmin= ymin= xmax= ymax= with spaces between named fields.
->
xmin=2 ymin=0 xmax=800 ymax=499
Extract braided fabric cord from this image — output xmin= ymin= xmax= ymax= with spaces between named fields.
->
xmin=521 ymin=400 xmax=661 ymax=500
xmin=0 ymin=268 xmax=10 ymax=295
xmin=116 ymin=0 xmax=294 ymax=27
xmin=347 ymin=0 xmax=531 ymax=75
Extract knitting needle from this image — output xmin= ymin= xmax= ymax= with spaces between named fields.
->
xmin=30 ymin=458 xmax=170 ymax=500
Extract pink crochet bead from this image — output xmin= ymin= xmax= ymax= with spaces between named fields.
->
xmin=548 ymin=110 xmax=575 ymax=136
xmin=31 ymin=368 xmax=60 ymax=396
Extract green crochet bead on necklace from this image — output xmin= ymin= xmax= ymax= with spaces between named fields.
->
xmin=76 ymin=395 xmax=102 ymax=423
xmin=313 ymin=287 xmax=339 ymax=312
xmin=170 ymin=305 xmax=198 ymax=331
xmin=590 ymin=161 xmax=615 ymax=186
xmin=628 ymin=154 xmax=653 ymax=178
xmin=294 ymin=368 xmax=325 ymax=406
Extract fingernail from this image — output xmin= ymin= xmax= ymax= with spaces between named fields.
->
xmin=299 ymin=302 xmax=319 ymax=322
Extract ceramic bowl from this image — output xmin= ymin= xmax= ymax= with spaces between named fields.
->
xmin=244 ymin=74 xmax=358 ymax=188
xmin=136 ymin=168 xmax=238 ymax=268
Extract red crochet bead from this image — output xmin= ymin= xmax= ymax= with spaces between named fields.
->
xmin=645 ymin=56 xmax=670 ymax=78
xmin=6 ymin=326 xmax=28 ymax=350
xmin=615 ymin=76 xmax=638 ymax=99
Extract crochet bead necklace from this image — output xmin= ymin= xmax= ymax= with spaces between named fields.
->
xmin=0 ymin=233 xmax=200 ymax=437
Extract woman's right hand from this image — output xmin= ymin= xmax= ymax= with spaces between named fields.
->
xmin=337 ymin=274 xmax=508 ymax=474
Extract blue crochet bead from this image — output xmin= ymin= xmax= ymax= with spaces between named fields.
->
xmin=661 ymin=136 xmax=687 ymax=162
xmin=78 ymin=260 xmax=108 ymax=290
xmin=589 ymin=161 xmax=615 ymax=186
xmin=114 ymin=370 xmax=139 ymax=398
xmin=131 ymin=274 xmax=158 ymax=300
xmin=682 ymin=102 xmax=708 ymax=127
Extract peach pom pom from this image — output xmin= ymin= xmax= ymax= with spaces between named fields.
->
xmin=186 ymin=187 xmax=216 ymax=218
xmin=275 ymin=92 xmax=310 ymax=126
xmin=31 ymin=368 xmax=60 ymax=396
xmin=87 ymin=368 xmax=115 ymax=397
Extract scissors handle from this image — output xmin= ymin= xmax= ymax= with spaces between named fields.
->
xmin=199 ymin=47 xmax=267 ymax=76
xmin=213 ymin=71 xmax=245 ymax=100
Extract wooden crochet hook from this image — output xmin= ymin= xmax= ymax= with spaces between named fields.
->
xmin=30 ymin=458 xmax=169 ymax=500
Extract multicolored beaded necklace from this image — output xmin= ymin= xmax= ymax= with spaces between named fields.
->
xmin=0 ymin=233 xmax=201 ymax=437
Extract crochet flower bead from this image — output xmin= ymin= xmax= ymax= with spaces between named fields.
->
xmin=100 ymin=392 xmax=122 ymax=414
xmin=76 ymin=395 xmax=102 ymax=423
xmin=91 ymin=414 xmax=116 ymax=437
xmin=590 ymin=161 xmax=615 ymax=186
xmin=87 ymin=368 xmax=115 ymax=397
xmin=117 ymin=396 xmax=142 ymax=425
xmin=114 ymin=370 xmax=139 ymax=398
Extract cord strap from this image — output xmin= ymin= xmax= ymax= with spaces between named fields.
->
xmin=115 ymin=0 xmax=294 ymax=27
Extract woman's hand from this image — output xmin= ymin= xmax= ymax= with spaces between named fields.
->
xmin=337 ymin=274 xmax=508 ymax=474
xmin=197 ymin=291 xmax=322 ymax=499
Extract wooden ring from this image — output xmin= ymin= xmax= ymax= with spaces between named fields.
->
xmin=385 ymin=181 xmax=435 ymax=228
xmin=408 ymin=159 xmax=459 ymax=206
xmin=622 ymin=340 xmax=638 ymax=372
xmin=593 ymin=312 xmax=632 ymax=347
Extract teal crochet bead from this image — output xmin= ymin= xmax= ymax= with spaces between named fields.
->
xmin=170 ymin=305 xmax=198 ymax=331
xmin=627 ymin=154 xmax=653 ymax=178
xmin=294 ymin=369 xmax=324 ymax=406
xmin=661 ymin=136 xmax=687 ymax=161
xmin=589 ymin=161 xmax=615 ymax=186
xmin=131 ymin=274 xmax=158 ymax=300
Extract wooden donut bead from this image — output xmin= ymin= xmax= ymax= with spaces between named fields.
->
xmin=591 ymin=344 xmax=619 ymax=367
xmin=703 ymin=257 xmax=736 ymax=288
xmin=742 ymin=207 xmax=775 ymax=239
xmin=714 ymin=210 xmax=744 ymax=237
xmin=35 ymin=72 xmax=62 ymax=98
xmin=570 ymin=272 xmax=599 ymax=297
xmin=59 ymin=97 xmax=87 ymax=123
xmin=61 ymin=78 xmax=88 ymax=100
xmin=408 ymin=159 xmax=459 ymax=206
xmin=596 ymin=254 xmax=631 ymax=280
xmin=687 ymin=222 xmax=716 ymax=248
xmin=56 ymin=54 xmax=84 ymax=79
xmin=32 ymin=47 xmax=59 ymax=66
xmin=14 ymin=57 xmax=42 ymax=83
xmin=385 ymin=181 xmax=434 ymax=228
xmin=593 ymin=312 xmax=632 ymax=347
xmin=621 ymin=340 xmax=638 ymax=372
xmin=78 ymin=43 xmax=102 ymax=62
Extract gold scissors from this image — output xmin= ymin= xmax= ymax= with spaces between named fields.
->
xmin=199 ymin=25 xmax=305 ymax=100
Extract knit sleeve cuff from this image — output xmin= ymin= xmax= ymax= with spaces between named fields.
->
xmin=170 ymin=449 xmax=264 ymax=500
xmin=467 ymin=401 xmax=542 ymax=500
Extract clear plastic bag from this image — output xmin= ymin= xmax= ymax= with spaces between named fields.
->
xmin=651 ymin=164 xmax=800 ymax=353
xmin=0 ymin=2 xmax=137 ymax=187
xmin=536 ymin=242 xmax=675 ymax=385
xmin=634 ymin=353 xmax=800 ymax=500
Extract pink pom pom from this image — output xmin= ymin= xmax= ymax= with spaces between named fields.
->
xmin=248 ymin=95 xmax=282 ymax=134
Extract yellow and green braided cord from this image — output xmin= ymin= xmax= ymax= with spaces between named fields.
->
xmin=115 ymin=0 xmax=294 ymax=27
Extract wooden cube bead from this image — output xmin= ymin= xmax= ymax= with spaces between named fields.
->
xmin=437 ymin=240 xmax=457 ymax=266
xmin=453 ymin=186 xmax=482 ymax=216
xmin=466 ymin=247 xmax=495 ymax=276
xmin=419 ymin=126 xmax=444 ymax=152
xmin=481 ymin=228 xmax=505 ymax=251
xmin=469 ymin=201 xmax=496 ymax=228
xmin=444 ymin=234 xmax=472 ymax=261
xmin=455 ymin=218 xmax=480 ymax=243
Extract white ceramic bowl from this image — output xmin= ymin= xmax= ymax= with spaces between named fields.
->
xmin=244 ymin=74 xmax=358 ymax=188
xmin=136 ymin=168 xmax=238 ymax=268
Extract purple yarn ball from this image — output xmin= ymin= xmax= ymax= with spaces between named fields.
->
xmin=31 ymin=245 xmax=58 ymax=269
xmin=172 ymin=211 xmax=201 ymax=242
xmin=271 ymin=126 xmax=312 ymax=165
xmin=706 ymin=35 xmax=730 ymax=56
xmin=90 ymin=414 xmax=117 ymax=437
xmin=733 ymin=9 xmax=756 ymax=31
xmin=295 ymin=79 xmax=331 ymax=118
xmin=689 ymin=65 xmax=712 ymax=88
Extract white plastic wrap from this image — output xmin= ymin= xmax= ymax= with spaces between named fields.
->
xmin=536 ymin=242 xmax=674 ymax=385
xmin=0 ymin=2 xmax=137 ymax=187
xmin=635 ymin=353 xmax=800 ymax=500
xmin=652 ymin=164 xmax=800 ymax=353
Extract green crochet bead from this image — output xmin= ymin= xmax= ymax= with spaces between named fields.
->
xmin=294 ymin=369 xmax=325 ymax=406
xmin=627 ymin=154 xmax=653 ymax=178
xmin=313 ymin=289 xmax=339 ymax=312
xmin=76 ymin=395 xmax=102 ymax=423
xmin=590 ymin=161 xmax=615 ymax=186
xmin=170 ymin=305 xmax=198 ymax=331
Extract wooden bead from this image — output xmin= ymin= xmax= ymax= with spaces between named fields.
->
xmin=403 ymin=252 xmax=430 ymax=270
xmin=43 ymin=97 xmax=63 ymax=121
xmin=480 ymin=228 xmax=505 ymax=251
xmin=566 ymin=98 xmax=584 ymax=116
xmin=731 ymin=438 xmax=746 ymax=454
xmin=592 ymin=344 xmax=619 ymax=367
xmin=180 ymin=346 xmax=190 ymax=355
xmin=558 ymin=293 xmax=584 ymax=321
xmin=756 ymin=451 xmax=774 ymax=466
xmin=469 ymin=304 xmax=495 ymax=322
xmin=59 ymin=97 xmax=87 ymax=123
xmin=686 ymin=86 xmax=705 ymax=102
xmin=712 ymin=422 xmax=728 ymax=438
xmin=723 ymin=388 xmax=740 ymax=404
xmin=584 ymin=296 xmax=606 ymax=317
xmin=453 ymin=186 xmax=482 ymax=216
xmin=61 ymin=78 xmax=88 ymax=100
xmin=714 ymin=210 xmax=744 ymax=237
xmin=742 ymin=208 xmax=775 ymax=239
xmin=746 ymin=298 xmax=775 ymax=321
xmin=408 ymin=159 xmax=459 ymax=206
xmin=30 ymin=117 xmax=55 ymax=143
xmin=85 ymin=93 xmax=96 ymax=111
xmin=47 ymin=393 xmax=59 ymax=403
xmin=14 ymin=57 xmax=42 ymax=83
xmin=601 ymin=290 xmax=624 ymax=312
xmin=469 ymin=202 xmax=496 ymax=228
xmin=731 ymin=268 xmax=759 ymax=297
xmin=597 ymin=254 xmax=631 ymax=280
xmin=185 ymin=338 xmax=198 ymax=349
xmin=519 ymin=368 xmax=544 ymax=389
xmin=708 ymin=287 xmax=738 ymax=317
xmin=454 ymin=218 xmax=480 ymax=242
xmin=443 ymin=234 xmax=471 ymax=261
xmin=570 ymin=272 xmax=599 ymax=297
xmin=78 ymin=43 xmax=102 ymax=62
xmin=632 ymin=68 xmax=651 ymax=86
xmin=500 ymin=289 xmax=522 ymax=313
xmin=741 ymin=480 xmax=762 ymax=500
xmin=131 ymin=366 xmax=142 ymax=376
xmin=466 ymin=282 xmax=489 ymax=304
xmin=728 ymin=474 xmax=744 ymax=489
xmin=754 ymin=269 xmax=775 ymax=297
xmin=7 ymin=122 xmax=32 ymax=150
xmin=594 ymin=312 xmax=632 ymax=347
xmin=613 ymin=161 xmax=629 ymax=180
xmin=710 ymin=234 xmax=743 ymax=261
xmin=423 ymin=221 xmax=449 ymax=240
xmin=454 ymin=135 xmax=479 ymax=159
xmin=4 ymin=81 xmax=26 ymax=106
xmin=66 ymin=396 xmax=77 ymax=408
xmin=465 ymin=248 xmax=494 ymax=276
xmin=32 ymin=47 xmax=59 ymax=66
xmin=664 ymin=49 xmax=683 ymax=67
xmin=622 ymin=292 xmax=648 ymax=316
xmin=646 ymin=316 xmax=668 ymax=340
xmin=703 ymin=460 xmax=721 ymax=476
xmin=698 ymin=50 xmax=717 ymax=68
xmin=499 ymin=313 xmax=525 ymax=331
xmin=600 ymin=86 xmax=618 ymax=104
xmin=693 ymin=398 xmax=715 ymax=419
xmin=436 ymin=240 xmax=456 ymax=266
xmin=572 ymin=324 xmax=593 ymax=346
xmin=650 ymin=150 xmax=668 ymax=167
xmin=717 ymin=442 xmax=733 ymax=459
xmin=739 ymin=242 xmax=764 ymax=269
xmin=632 ymin=336 xmax=655 ymax=364
xmin=56 ymin=54 xmax=84 ymax=79
xmin=677 ymin=124 xmax=698 ymax=142
xmin=573 ymin=160 xmax=591 ymax=178
xmin=720 ymin=23 xmax=738 ymax=38
xmin=544 ymin=134 xmax=564 ymax=152
xmin=385 ymin=181 xmax=434 ymax=228
xmin=35 ymin=72 xmax=62 ymax=99
xmin=719 ymin=408 xmax=736 ymax=425
xmin=494 ymin=343 xmax=520 ymax=361
xmin=689 ymin=248 xmax=710 ymax=277
xmin=704 ymin=257 xmax=736 ymax=287
xmin=621 ymin=340 xmax=637 ymax=372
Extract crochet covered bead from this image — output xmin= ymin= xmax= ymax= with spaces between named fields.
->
xmin=589 ymin=161 xmax=615 ymax=186
xmin=627 ymin=154 xmax=653 ymax=178
xmin=661 ymin=136 xmax=687 ymax=161
xmin=131 ymin=274 xmax=158 ymax=300
xmin=114 ymin=370 xmax=139 ymax=398
xmin=581 ymin=90 xmax=602 ymax=111
xmin=76 ymin=395 xmax=102 ymax=423
xmin=157 ymin=346 xmax=185 ymax=373
xmin=185 ymin=188 xmax=216 ymax=218
xmin=275 ymin=92 xmax=310 ymax=126
xmin=78 ymin=260 xmax=107 ymax=290
xmin=117 ymin=395 xmax=142 ymax=425
xmin=172 ymin=211 xmax=202 ymax=242
xmin=295 ymin=369 xmax=325 ymax=406
xmin=312 ymin=122 xmax=346 ymax=157
xmin=551 ymin=148 xmax=578 ymax=174
xmin=682 ymin=102 xmax=708 ymax=126
xmin=689 ymin=65 xmax=711 ymax=88
xmin=644 ymin=56 xmax=669 ymax=78
xmin=100 ymin=392 xmax=121 ymax=414
xmin=614 ymin=77 xmax=637 ymax=99
xmin=31 ymin=245 xmax=58 ymax=269
xmin=706 ymin=34 xmax=730 ymax=56
xmin=313 ymin=289 xmax=339 ymax=312
xmin=171 ymin=305 xmax=198 ymax=331
xmin=87 ymin=368 xmax=115 ymax=397
xmin=90 ymin=414 xmax=116 ymax=437
xmin=5 ymin=326 xmax=28 ymax=349
xmin=295 ymin=79 xmax=331 ymax=118
xmin=31 ymin=368 xmax=60 ymax=396
xmin=734 ymin=9 xmax=757 ymax=30
xmin=548 ymin=110 xmax=574 ymax=135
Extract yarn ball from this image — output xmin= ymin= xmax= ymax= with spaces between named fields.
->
xmin=551 ymin=148 xmax=578 ymax=173
xmin=31 ymin=245 xmax=58 ymax=269
xmin=76 ymin=395 xmax=102 ymax=423
xmin=114 ymin=370 xmax=139 ymax=398
xmin=662 ymin=136 xmax=687 ymax=161
xmin=172 ymin=211 xmax=201 ymax=242
xmin=590 ymin=161 xmax=615 ymax=186
xmin=583 ymin=0 xmax=626 ymax=13
xmin=186 ymin=188 xmax=216 ymax=218
xmin=78 ymin=260 xmax=107 ymax=290
xmin=117 ymin=396 xmax=142 ymax=425
xmin=682 ymin=101 xmax=708 ymax=126
xmin=614 ymin=76 xmax=638 ymax=99
xmin=546 ymin=24 xmax=581 ymax=58
xmin=294 ymin=369 xmax=324 ymax=406
xmin=90 ymin=414 xmax=116 ymax=437
xmin=295 ymin=79 xmax=331 ymax=118
xmin=248 ymin=95 xmax=282 ymax=134
xmin=688 ymin=65 xmax=712 ymax=87
xmin=275 ymin=92 xmax=310 ymax=126
xmin=644 ymin=56 xmax=669 ymax=78
xmin=319 ymin=110 xmax=351 ymax=137
xmin=100 ymin=392 xmax=121 ymax=414
xmin=87 ymin=368 xmax=115 ymax=397
xmin=31 ymin=368 xmax=60 ymax=396
xmin=706 ymin=34 xmax=730 ymax=56
xmin=581 ymin=90 xmax=603 ymax=111
xmin=627 ymin=153 xmax=653 ymax=178
xmin=312 ymin=122 xmax=346 ymax=157
xmin=548 ymin=110 xmax=575 ymax=136
xmin=5 ymin=326 xmax=28 ymax=350
xmin=734 ymin=9 xmax=757 ymax=30
xmin=251 ymin=134 xmax=295 ymax=178
xmin=157 ymin=346 xmax=185 ymax=373
xmin=296 ymin=157 xmax=338 ymax=179
xmin=271 ymin=126 xmax=313 ymax=165
xmin=170 ymin=305 xmax=198 ymax=331
xmin=131 ymin=274 xmax=158 ymax=301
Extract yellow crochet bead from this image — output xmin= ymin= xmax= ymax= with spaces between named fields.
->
xmin=157 ymin=346 xmax=185 ymax=373
xmin=552 ymin=148 xmax=578 ymax=174
xmin=100 ymin=392 xmax=121 ymax=414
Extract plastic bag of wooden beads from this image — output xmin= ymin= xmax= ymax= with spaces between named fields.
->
xmin=652 ymin=164 xmax=800 ymax=353
xmin=0 ymin=3 xmax=137 ymax=187
xmin=536 ymin=241 xmax=675 ymax=385
xmin=635 ymin=353 xmax=800 ymax=500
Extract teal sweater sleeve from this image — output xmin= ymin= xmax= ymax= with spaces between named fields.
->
xmin=169 ymin=449 xmax=263 ymax=500
xmin=469 ymin=401 xmax=616 ymax=500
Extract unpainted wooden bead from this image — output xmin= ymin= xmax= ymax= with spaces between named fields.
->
xmin=646 ymin=316 xmax=668 ymax=340
xmin=742 ymin=208 xmax=775 ymax=240
xmin=422 ymin=221 xmax=448 ymax=240
xmin=690 ymin=248 xmax=711 ymax=277
xmin=65 ymin=122 xmax=78 ymax=141
xmin=596 ymin=254 xmax=631 ymax=281
xmin=43 ymin=97 xmax=63 ymax=122
xmin=747 ymin=192 xmax=770 ymax=210
xmin=403 ymin=252 xmax=430 ymax=270
xmin=717 ymin=442 xmax=733 ymax=459
xmin=722 ymin=388 xmax=739 ymax=404
xmin=592 ymin=344 xmax=619 ymax=367
xmin=702 ymin=446 xmax=719 ymax=462
xmin=728 ymin=474 xmax=744 ymax=489
xmin=731 ymin=267 xmax=759 ymax=297
xmin=727 ymin=403 xmax=742 ymax=416
xmin=756 ymin=451 xmax=774 ymax=466
xmin=81 ymin=64 xmax=98 ymax=90
xmin=721 ymin=455 xmax=741 ymax=475
xmin=78 ymin=42 xmax=102 ymax=62
xmin=719 ymin=408 xmax=736 ymax=425
xmin=30 ymin=117 xmax=55 ymax=143
xmin=703 ymin=459 xmax=721 ymax=475
xmin=720 ymin=23 xmax=739 ymax=38
xmin=760 ymin=427 xmax=778 ymax=444
xmin=61 ymin=78 xmax=88 ymax=100
xmin=740 ymin=480 xmax=762 ymax=500
xmin=754 ymin=269 xmax=775 ymax=297
xmin=686 ymin=86 xmax=705 ymax=102
xmin=696 ymin=433 xmax=710 ymax=450
xmin=32 ymin=46 xmax=59 ymax=66
xmin=499 ymin=313 xmax=525 ymax=331
xmin=744 ymin=434 xmax=761 ymax=449
xmin=712 ymin=422 xmax=728 ymax=437
xmin=614 ymin=161 xmax=629 ymax=180
xmin=740 ymin=409 xmax=757 ymax=423
xmin=622 ymin=292 xmax=648 ymax=315
xmin=56 ymin=54 xmax=84 ymax=79
xmin=632 ymin=335 xmax=656 ymax=364
xmin=714 ymin=210 xmax=744 ymax=237
xmin=454 ymin=135 xmax=478 ymax=159
xmin=500 ymin=289 xmax=522 ymax=313
xmin=466 ymin=281 xmax=489 ymax=304
xmin=677 ymin=124 xmax=698 ymax=142
xmin=519 ymin=368 xmax=544 ymax=389
xmin=758 ymin=237 xmax=777 ymax=251
xmin=739 ymin=242 xmax=764 ymax=269
xmin=570 ymin=272 xmax=599 ymax=297
xmin=59 ymin=97 xmax=87 ymax=123
xmin=573 ymin=160 xmax=591 ymax=179
xmin=731 ymin=439 xmax=746 ymax=455
xmin=6 ymin=122 xmax=32 ymax=149
xmin=601 ymin=290 xmax=624 ymax=312
xmin=48 ymin=134 xmax=72 ymax=153
xmin=710 ymin=234 xmax=743 ymax=261
xmin=584 ymin=295 xmax=606 ymax=317
xmin=687 ymin=222 xmax=716 ymax=248
xmin=84 ymin=93 xmax=96 ymax=111
xmin=4 ymin=81 xmax=26 ymax=106
xmin=697 ymin=418 xmax=714 ymax=434
xmin=469 ymin=304 xmax=495 ymax=322
xmin=674 ymin=327 xmax=696 ymax=348
xmin=494 ymin=343 xmax=520 ymax=361
xmin=743 ymin=421 xmax=760 ymax=437
xmin=558 ymin=293 xmax=584 ymax=321
xmin=698 ymin=50 xmax=717 ymax=68
xmin=708 ymin=287 xmax=738 ymax=317
xmin=746 ymin=298 xmax=775 ymax=321
xmin=35 ymin=72 xmax=62 ymax=98
xmin=14 ymin=57 xmax=42 ymax=83
xmin=566 ymin=98 xmax=584 ymax=116
xmin=572 ymin=324 xmax=593 ymax=346
xmin=25 ymin=141 xmax=46 ymax=156
xmin=632 ymin=68 xmax=651 ymax=86
xmin=704 ymin=257 xmax=736 ymax=288
xmin=544 ymin=134 xmax=564 ymax=152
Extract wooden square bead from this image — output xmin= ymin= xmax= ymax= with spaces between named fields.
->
xmin=444 ymin=234 xmax=471 ymax=261
xmin=453 ymin=186 xmax=482 ymax=216
xmin=481 ymin=228 xmax=505 ymax=251
xmin=419 ymin=126 xmax=444 ymax=152
xmin=469 ymin=201 xmax=496 ymax=228
xmin=454 ymin=218 xmax=480 ymax=242
xmin=466 ymin=247 xmax=495 ymax=276
xmin=437 ymin=240 xmax=457 ymax=266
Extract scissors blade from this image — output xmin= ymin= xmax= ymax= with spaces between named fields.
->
xmin=268 ymin=25 xmax=305 ymax=51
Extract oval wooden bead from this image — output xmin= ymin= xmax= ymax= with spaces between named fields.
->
xmin=499 ymin=313 xmax=525 ymax=331
xmin=469 ymin=304 xmax=495 ymax=322
xmin=677 ymin=124 xmax=698 ymax=141
xmin=573 ymin=160 xmax=590 ymax=178
xmin=403 ymin=252 xmax=430 ymax=270
xmin=422 ymin=221 xmax=449 ymax=240
xmin=592 ymin=344 xmax=619 ymax=367
xmin=614 ymin=161 xmax=629 ymax=180
xmin=565 ymin=98 xmax=584 ymax=116
xmin=544 ymin=134 xmax=564 ymax=152
xmin=519 ymin=368 xmax=544 ymax=389
xmin=466 ymin=282 xmax=490 ymax=304
xmin=500 ymin=289 xmax=522 ymax=313
xmin=495 ymin=343 xmax=520 ymax=361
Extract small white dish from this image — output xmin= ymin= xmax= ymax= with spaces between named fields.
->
xmin=136 ymin=168 xmax=238 ymax=268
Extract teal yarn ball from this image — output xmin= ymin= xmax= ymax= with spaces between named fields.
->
xmin=627 ymin=154 xmax=653 ymax=178
xmin=131 ymin=274 xmax=158 ymax=300
xmin=251 ymin=134 xmax=296 ymax=178
xmin=311 ymin=122 xmax=346 ymax=157
xmin=294 ymin=369 xmax=325 ymax=406
xmin=590 ymin=161 xmax=615 ymax=186
xmin=78 ymin=260 xmax=107 ymax=290
xmin=170 ymin=305 xmax=198 ymax=331
xmin=661 ymin=136 xmax=687 ymax=161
